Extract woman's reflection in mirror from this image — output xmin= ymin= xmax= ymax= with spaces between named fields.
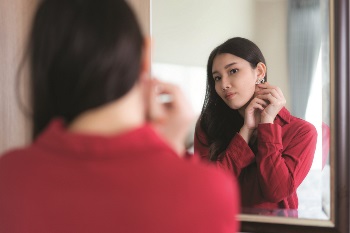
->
xmin=195 ymin=37 xmax=317 ymax=213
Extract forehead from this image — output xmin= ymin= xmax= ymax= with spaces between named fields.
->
xmin=212 ymin=53 xmax=247 ymax=71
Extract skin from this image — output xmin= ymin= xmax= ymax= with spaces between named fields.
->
xmin=212 ymin=53 xmax=286 ymax=143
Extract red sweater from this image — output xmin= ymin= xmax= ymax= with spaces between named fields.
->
xmin=195 ymin=108 xmax=317 ymax=210
xmin=0 ymin=119 xmax=240 ymax=233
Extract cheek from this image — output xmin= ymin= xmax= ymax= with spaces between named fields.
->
xmin=245 ymin=82 xmax=256 ymax=96
xmin=243 ymin=73 xmax=257 ymax=93
xmin=239 ymin=79 xmax=256 ymax=101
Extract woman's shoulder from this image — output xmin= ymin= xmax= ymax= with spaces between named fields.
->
xmin=163 ymin=151 xmax=236 ymax=192
xmin=278 ymin=108 xmax=315 ymax=131
xmin=0 ymin=145 xmax=38 ymax=170
xmin=0 ymin=146 xmax=39 ymax=189
xmin=164 ymin=156 xmax=240 ymax=231
xmin=289 ymin=115 xmax=317 ymax=132
xmin=178 ymin=156 xmax=239 ymax=205
xmin=281 ymin=115 xmax=318 ymax=143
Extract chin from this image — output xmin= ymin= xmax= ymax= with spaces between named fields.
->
xmin=226 ymin=102 xmax=243 ymax=110
xmin=222 ymin=94 xmax=251 ymax=110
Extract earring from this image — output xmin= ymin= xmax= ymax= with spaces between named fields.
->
xmin=255 ymin=79 xmax=265 ymax=84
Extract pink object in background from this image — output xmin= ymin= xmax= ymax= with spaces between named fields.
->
xmin=322 ymin=122 xmax=330 ymax=169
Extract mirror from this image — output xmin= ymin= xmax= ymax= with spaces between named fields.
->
xmin=152 ymin=0 xmax=330 ymax=220
xmin=150 ymin=0 xmax=350 ymax=231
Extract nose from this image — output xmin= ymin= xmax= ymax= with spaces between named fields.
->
xmin=221 ymin=76 xmax=231 ymax=91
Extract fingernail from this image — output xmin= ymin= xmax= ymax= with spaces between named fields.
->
xmin=158 ymin=93 xmax=173 ymax=103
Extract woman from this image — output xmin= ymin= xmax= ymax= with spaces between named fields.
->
xmin=195 ymin=37 xmax=317 ymax=210
xmin=0 ymin=1 xmax=240 ymax=232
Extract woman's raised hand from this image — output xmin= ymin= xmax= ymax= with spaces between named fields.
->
xmin=239 ymin=86 xmax=268 ymax=143
xmin=255 ymin=82 xmax=286 ymax=123
xmin=239 ymin=82 xmax=286 ymax=143
xmin=145 ymin=78 xmax=195 ymax=156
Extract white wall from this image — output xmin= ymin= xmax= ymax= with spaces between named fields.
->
xmin=254 ymin=0 xmax=290 ymax=109
xmin=152 ymin=0 xmax=255 ymax=67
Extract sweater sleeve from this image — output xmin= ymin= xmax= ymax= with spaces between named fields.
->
xmin=194 ymin=126 xmax=255 ymax=177
xmin=255 ymin=122 xmax=317 ymax=202
xmin=194 ymin=120 xmax=317 ymax=207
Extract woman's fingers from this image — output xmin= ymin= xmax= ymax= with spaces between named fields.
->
xmin=253 ymin=82 xmax=287 ymax=123
xmin=145 ymin=78 xmax=166 ymax=123
xmin=144 ymin=78 xmax=195 ymax=155
xmin=247 ymin=97 xmax=269 ymax=111
xmin=256 ymin=82 xmax=286 ymax=106
xmin=256 ymin=88 xmax=280 ymax=99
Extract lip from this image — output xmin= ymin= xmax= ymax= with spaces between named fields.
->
xmin=225 ymin=92 xmax=236 ymax=99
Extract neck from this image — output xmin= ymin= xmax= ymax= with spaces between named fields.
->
xmin=238 ymin=95 xmax=255 ymax=118
xmin=238 ymin=102 xmax=249 ymax=118
xmin=238 ymin=107 xmax=245 ymax=118
xmin=68 ymin=84 xmax=145 ymax=135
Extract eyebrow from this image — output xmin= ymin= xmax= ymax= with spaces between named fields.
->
xmin=212 ymin=62 xmax=237 ymax=75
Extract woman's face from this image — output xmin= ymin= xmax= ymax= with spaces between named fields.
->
xmin=212 ymin=53 xmax=259 ymax=110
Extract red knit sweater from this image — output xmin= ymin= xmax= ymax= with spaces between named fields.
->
xmin=195 ymin=107 xmax=317 ymax=210
xmin=0 ymin=119 xmax=240 ymax=233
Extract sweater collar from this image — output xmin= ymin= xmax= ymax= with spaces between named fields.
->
xmin=34 ymin=118 xmax=174 ymax=159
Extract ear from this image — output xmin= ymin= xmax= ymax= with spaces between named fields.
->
xmin=139 ymin=36 xmax=152 ymax=82
xmin=255 ymin=62 xmax=267 ymax=80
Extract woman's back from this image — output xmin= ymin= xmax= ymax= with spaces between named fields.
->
xmin=0 ymin=0 xmax=240 ymax=232
xmin=0 ymin=120 xmax=239 ymax=233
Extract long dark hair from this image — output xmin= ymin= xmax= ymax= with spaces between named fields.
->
xmin=196 ymin=37 xmax=267 ymax=161
xmin=27 ymin=0 xmax=143 ymax=139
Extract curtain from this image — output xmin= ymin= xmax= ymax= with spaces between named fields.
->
xmin=287 ymin=0 xmax=322 ymax=119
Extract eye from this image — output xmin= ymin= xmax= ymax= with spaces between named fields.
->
xmin=213 ymin=76 xmax=221 ymax=82
xmin=229 ymin=69 xmax=238 ymax=74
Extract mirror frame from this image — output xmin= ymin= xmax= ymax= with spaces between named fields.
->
xmin=239 ymin=0 xmax=349 ymax=232
xmin=144 ymin=0 xmax=349 ymax=231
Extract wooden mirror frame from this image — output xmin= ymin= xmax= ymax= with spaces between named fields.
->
xmin=239 ymin=0 xmax=349 ymax=232
xmin=139 ymin=0 xmax=348 ymax=231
